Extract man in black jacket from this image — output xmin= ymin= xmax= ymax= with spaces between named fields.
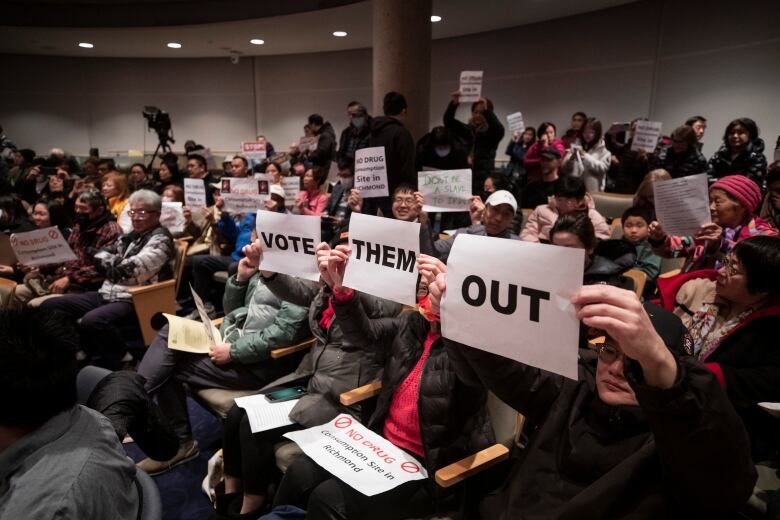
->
xmin=427 ymin=279 xmax=757 ymax=519
xmin=337 ymin=101 xmax=371 ymax=167
xmin=308 ymin=114 xmax=337 ymax=168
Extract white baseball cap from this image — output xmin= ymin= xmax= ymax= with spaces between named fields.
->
xmin=269 ymin=184 xmax=286 ymax=199
xmin=485 ymin=190 xmax=517 ymax=212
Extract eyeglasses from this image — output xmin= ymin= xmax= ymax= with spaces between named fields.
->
xmin=596 ymin=343 xmax=623 ymax=364
xmin=720 ymin=255 xmax=744 ymax=277
xmin=393 ymin=197 xmax=415 ymax=207
xmin=129 ymin=209 xmax=159 ymax=218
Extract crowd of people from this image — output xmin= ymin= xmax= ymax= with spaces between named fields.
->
xmin=1 ymin=91 xmax=780 ymax=520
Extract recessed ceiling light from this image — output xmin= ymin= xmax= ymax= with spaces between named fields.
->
xmin=332 ymin=31 xmax=348 ymax=37
xmin=430 ymin=15 xmax=442 ymax=22
xmin=78 ymin=42 xmax=94 ymax=48
xmin=167 ymin=42 xmax=182 ymax=49
xmin=250 ymin=38 xmax=265 ymax=45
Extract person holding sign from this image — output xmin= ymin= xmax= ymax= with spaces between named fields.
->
xmin=561 ymin=118 xmax=612 ymax=193
xmin=523 ymin=122 xmax=566 ymax=183
xmin=272 ymin=248 xmax=493 ymax=519
xmin=322 ymin=160 xmax=356 ymax=244
xmin=648 ymin=175 xmax=777 ymax=273
xmin=427 ymin=270 xmax=756 ymax=518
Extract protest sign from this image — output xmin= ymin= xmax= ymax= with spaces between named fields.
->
xmin=630 ymin=121 xmax=663 ymax=153
xmin=160 ymin=202 xmax=185 ymax=234
xmin=459 ymin=70 xmax=483 ymax=103
xmin=441 ymin=235 xmax=583 ymax=380
xmin=342 ymin=213 xmax=420 ymax=306
xmin=354 ymin=147 xmax=389 ymax=198
xmin=10 ymin=227 xmax=77 ymax=267
xmin=184 ymin=178 xmax=207 ymax=209
xmin=281 ymin=176 xmax=301 ymax=207
xmin=242 ymin=139 xmax=267 ymax=167
xmin=298 ymin=135 xmax=318 ymax=153
xmin=284 ymin=414 xmax=428 ymax=496
xmin=507 ymin=112 xmax=525 ymax=133
xmin=653 ymin=174 xmax=710 ymax=236
xmin=256 ymin=212 xmax=321 ymax=282
xmin=418 ymin=169 xmax=472 ymax=213
xmin=221 ymin=178 xmax=269 ymax=214
xmin=234 ymin=393 xmax=297 ymax=433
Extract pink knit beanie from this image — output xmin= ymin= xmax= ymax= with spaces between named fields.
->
xmin=710 ymin=175 xmax=761 ymax=214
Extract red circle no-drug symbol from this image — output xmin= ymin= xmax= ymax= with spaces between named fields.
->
xmin=48 ymin=229 xmax=59 ymax=239
xmin=334 ymin=416 xmax=352 ymax=429
xmin=400 ymin=462 xmax=420 ymax=474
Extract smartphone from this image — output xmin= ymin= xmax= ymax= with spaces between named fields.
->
xmin=265 ymin=386 xmax=307 ymax=403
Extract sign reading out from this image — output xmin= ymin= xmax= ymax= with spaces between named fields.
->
xmin=354 ymin=147 xmax=389 ymax=198
xmin=342 ymin=213 xmax=420 ymax=306
xmin=255 ymin=211 xmax=321 ymax=282
xmin=10 ymin=227 xmax=77 ymax=267
xmin=221 ymin=178 xmax=269 ymax=214
xmin=441 ymin=234 xmax=583 ymax=380
xmin=184 ymin=178 xmax=207 ymax=209
xmin=284 ymin=414 xmax=428 ymax=496
xmin=459 ymin=70 xmax=483 ymax=103
xmin=418 ymin=169 xmax=472 ymax=213
xmin=630 ymin=121 xmax=663 ymax=153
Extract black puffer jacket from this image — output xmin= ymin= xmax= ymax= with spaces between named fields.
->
xmin=443 ymin=102 xmax=505 ymax=178
xmin=708 ymin=138 xmax=768 ymax=184
xmin=584 ymin=239 xmax=637 ymax=288
xmin=652 ymin=145 xmax=708 ymax=178
xmin=368 ymin=116 xmax=416 ymax=191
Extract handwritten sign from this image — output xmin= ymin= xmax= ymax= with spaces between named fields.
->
xmin=242 ymin=139 xmax=267 ymax=167
xmin=653 ymin=174 xmax=710 ymax=236
xmin=184 ymin=178 xmax=207 ymax=209
xmin=10 ymin=227 xmax=77 ymax=267
xmin=256 ymin=212 xmax=321 ymax=282
xmin=160 ymin=202 xmax=185 ymax=234
xmin=354 ymin=147 xmax=389 ymax=198
xmin=630 ymin=121 xmax=662 ymax=153
xmin=281 ymin=176 xmax=301 ymax=207
xmin=507 ymin=112 xmax=525 ymax=133
xmin=284 ymin=414 xmax=427 ymax=496
xmin=459 ymin=70 xmax=483 ymax=103
xmin=441 ymin=235 xmax=583 ymax=380
xmin=343 ymin=213 xmax=420 ymax=306
xmin=221 ymin=178 xmax=269 ymax=214
xmin=418 ymin=169 xmax=472 ymax=213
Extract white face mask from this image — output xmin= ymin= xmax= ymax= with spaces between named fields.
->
xmin=352 ymin=117 xmax=366 ymax=129
xmin=340 ymin=176 xmax=354 ymax=190
xmin=435 ymin=146 xmax=451 ymax=158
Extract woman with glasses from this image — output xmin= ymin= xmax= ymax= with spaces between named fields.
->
xmin=660 ymin=235 xmax=780 ymax=461
xmin=648 ymin=175 xmax=777 ymax=272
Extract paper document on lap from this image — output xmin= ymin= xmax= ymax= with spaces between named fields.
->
xmin=234 ymin=394 xmax=298 ymax=433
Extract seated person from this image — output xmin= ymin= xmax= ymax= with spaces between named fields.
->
xmin=650 ymin=125 xmax=708 ymax=179
xmin=136 ymin=235 xmax=310 ymax=475
xmin=427 ymin=274 xmax=757 ymax=518
xmin=160 ymin=184 xmax=209 ymax=240
xmin=621 ymin=205 xmax=662 ymax=293
xmin=296 ymin=166 xmax=328 ymax=216
xmin=521 ymin=148 xmax=561 ymax=210
xmin=632 ymin=168 xmax=671 ymax=219
xmin=40 ymin=189 xmax=175 ymax=369
xmin=661 ymin=235 xmax=780 ymax=461
xmin=759 ymin=167 xmax=780 ymax=230
xmin=15 ymin=189 xmax=122 ymax=306
xmin=520 ymin=176 xmax=610 ymax=243
xmin=322 ymin=160 xmax=354 ymax=245
xmin=708 ymin=117 xmax=767 ymax=184
xmin=218 ymin=237 xmax=402 ymax=518
xmin=648 ymin=175 xmax=777 ymax=273
xmin=271 ymin=250 xmax=493 ymax=520
xmin=433 ymin=190 xmax=518 ymax=262
xmin=101 ymin=171 xmax=130 ymax=221
xmin=0 ymin=308 xmax=139 ymax=519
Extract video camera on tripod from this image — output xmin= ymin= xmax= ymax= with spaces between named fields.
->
xmin=143 ymin=106 xmax=175 ymax=169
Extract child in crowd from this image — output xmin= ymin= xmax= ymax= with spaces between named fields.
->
xmin=621 ymin=205 xmax=662 ymax=293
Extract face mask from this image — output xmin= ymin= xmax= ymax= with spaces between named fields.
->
xmin=435 ymin=146 xmax=451 ymax=158
xmin=74 ymin=213 xmax=91 ymax=226
xmin=340 ymin=176 xmax=354 ymax=190
xmin=352 ymin=117 xmax=366 ymax=129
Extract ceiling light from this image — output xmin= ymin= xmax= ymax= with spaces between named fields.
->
xmin=430 ymin=15 xmax=442 ymax=22
xmin=250 ymin=39 xmax=265 ymax=45
xmin=167 ymin=42 xmax=182 ymax=49
xmin=332 ymin=31 xmax=348 ymax=37
xmin=78 ymin=42 xmax=94 ymax=48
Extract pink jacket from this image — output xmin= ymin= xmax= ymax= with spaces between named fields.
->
xmin=520 ymin=194 xmax=610 ymax=243
xmin=523 ymin=138 xmax=566 ymax=182
xmin=297 ymin=189 xmax=328 ymax=216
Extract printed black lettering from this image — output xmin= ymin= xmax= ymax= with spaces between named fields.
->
xmin=365 ymin=241 xmax=381 ymax=264
xmin=288 ymin=235 xmax=302 ymax=252
xmin=490 ymin=280 xmax=518 ymax=315
xmin=522 ymin=287 xmax=550 ymax=322
xmin=397 ymin=248 xmax=416 ymax=273
xmin=260 ymin=232 xmax=274 ymax=249
xmin=352 ymin=239 xmax=365 ymax=259
xmin=381 ymin=245 xmax=395 ymax=268
xmin=274 ymin=234 xmax=288 ymax=250
xmin=462 ymin=275 xmax=486 ymax=306
xmin=302 ymin=238 xmax=315 ymax=255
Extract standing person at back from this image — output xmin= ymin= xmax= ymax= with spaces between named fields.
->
xmin=365 ymin=91 xmax=416 ymax=217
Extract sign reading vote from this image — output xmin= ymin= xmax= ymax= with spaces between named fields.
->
xmin=256 ymin=212 xmax=321 ymax=282
xmin=630 ymin=121 xmax=663 ymax=153
xmin=507 ymin=112 xmax=525 ymax=133
xmin=184 ymin=178 xmax=207 ymax=209
xmin=284 ymin=414 xmax=428 ymax=497
xmin=418 ymin=169 xmax=472 ymax=213
xmin=10 ymin=227 xmax=77 ymax=267
xmin=441 ymin=235 xmax=583 ymax=380
xmin=221 ymin=178 xmax=269 ymax=214
xmin=343 ymin=213 xmax=420 ymax=306
xmin=354 ymin=147 xmax=389 ymax=198
xmin=459 ymin=70 xmax=483 ymax=102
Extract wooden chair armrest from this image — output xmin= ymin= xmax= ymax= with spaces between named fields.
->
xmin=211 ymin=317 xmax=224 ymax=327
xmin=127 ymin=279 xmax=176 ymax=296
xmin=435 ymin=444 xmax=510 ymax=488
xmin=270 ymin=337 xmax=316 ymax=359
xmin=340 ymin=380 xmax=382 ymax=406
xmin=658 ymin=268 xmax=681 ymax=279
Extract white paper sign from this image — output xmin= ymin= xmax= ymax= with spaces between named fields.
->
xmin=234 ymin=394 xmax=297 ymax=433
xmin=298 ymin=135 xmax=319 ymax=153
xmin=10 ymin=227 xmax=77 ymax=267
xmin=459 ymin=70 xmax=483 ymax=103
xmin=160 ymin=202 xmax=185 ymax=234
xmin=418 ymin=170 xmax=472 ymax=213
xmin=630 ymin=121 xmax=663 ymax=153
xmin=653 ymin=174 xmax=710 ymax=236
xmin=256 ymin=212 xmax=321 ymax=282
xmin=282 ymin=176 xmax=301 ymax=207
xmin=441 ymin=235 xmax=583 ymax=380
xmin=221 ymin=178 xmax=270 ymax=214
xmin=242 ymin=140 xmax=267 ymax=166
xmin=343 ymin=213 xmax=420 ymax=306
xmin=284 ymin=414 xmax=428 ymax=496
xmin=354 ymin=147 xmax=389 ymax=198
xmin=184 ymin=178 xmax=207 ymax=209
xmin=507 ymin=112 xmax=525 ymax=133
